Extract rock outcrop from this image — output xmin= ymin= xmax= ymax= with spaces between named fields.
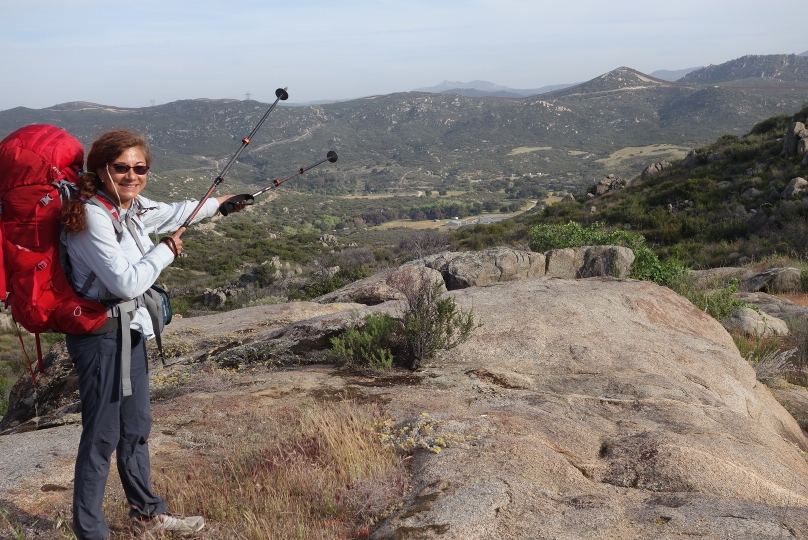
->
xmin=371 ymin=278 xmax=808 ymax=538
xmin=0 ymin=342 xmax=80 ymax=434
xmin=683 ymin=149 xmax=705 ymax=168
xmin=428 ymin=247 xmax=545 ymax=290
xmin=545 ymin=246 xmax=634 ymax=279
xmin=734 ymin=291 xmax=808 ymax=323
xmin=721 ymin=307 xmax=789 ymax=337
xmin=3 ymin=277 xmax=808 ymax=538
xmin=315 ymin=266 xmax=445 ymax=305
xmin=783 ymin=121 xmax=808 ymax=157
xmin=590 ymin=174 xmax=625 ymax=197
xmin=782 ymin=177 xmax=808 ymax=198
xmin=691 ymin=266 xmax=802 ymax=294
xmin=743 ymin=266 xmax=802 ymax=294
xmin=640 ymin=160 xmax=671 ymax=180
xmin=0 ymin=302 xmax=365 ymax=434
xmin=316 ymin=246 xmax=635 ymax=303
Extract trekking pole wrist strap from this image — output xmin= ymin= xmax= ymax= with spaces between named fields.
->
xmin=160 ymin=237 xmax=178 ymax=257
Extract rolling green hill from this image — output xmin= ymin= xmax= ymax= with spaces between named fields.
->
xmin=456 ymin=104 xmax=808 ymax=269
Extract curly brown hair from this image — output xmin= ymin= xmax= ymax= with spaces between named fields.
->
xmin=61 ymin=130 xmax=151 ymax=234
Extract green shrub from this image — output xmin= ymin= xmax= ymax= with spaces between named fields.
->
xmin=329 ymin=313 xmax=400 ymax=371
xmin=528 ymin=221 xmax=687 ymax=287
xmin=329 ymin=271 xmax=478 ymax=371
xmin=670 ymin=276 xmax=746 ymax=321
xmin=388 ymin=271 xmax=477 ymax=369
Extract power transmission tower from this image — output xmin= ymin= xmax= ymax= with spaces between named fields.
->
xmin=245 ymin=92 xmax=251 ymax=101
xmin=150 ymin=100 xmax=155 ymax=106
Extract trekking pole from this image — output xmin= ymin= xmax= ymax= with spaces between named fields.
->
xmin=180 ymin=87 xmax=289 ymax=228
xmin=219 ymin=151 xmax=338 ymax=216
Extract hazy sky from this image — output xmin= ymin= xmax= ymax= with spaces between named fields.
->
xmin=1 ymin=0 xmax=804 ymax=109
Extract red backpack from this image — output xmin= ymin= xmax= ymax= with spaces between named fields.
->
xmin=0 ymin=125 xmax=109 ymax=380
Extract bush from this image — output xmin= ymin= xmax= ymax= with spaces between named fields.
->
xmin=670 ymin=276 xmax=746 ymax=321
xmin=397 ymin=230 xmax=451 ymax=260
xmin=329 ymin=313 xmax=400 ymax=371
xmin=328 ymin=270 xmax=478 ymax=371
xmin=528 ymin=221 xmax=687 ymax=287
xmin=388 ymin=270 xmax=477 ymax=369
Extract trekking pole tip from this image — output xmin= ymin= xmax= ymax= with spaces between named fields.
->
xmin=327 ymin=150 xmax=338 ymax=163
xmin=276 ymin=88 xmax=289 ymax=100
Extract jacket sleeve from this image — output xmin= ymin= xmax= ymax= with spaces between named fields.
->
xmin=68 ymin=205 xmax=174 ymax=300
xmin=136 ymin=196 xmax=221 ymax=234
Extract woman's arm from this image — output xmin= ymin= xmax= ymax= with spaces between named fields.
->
xmin=69 ymin=205 xmax=174 ymax=300
xmin=136 ymin=196 xmax=224 ymax=234
xmin=140 ymin=193 xmax=243 ymax=257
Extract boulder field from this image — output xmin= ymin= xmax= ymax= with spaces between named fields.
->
xmin=2 ymin=274 xmax=808 ymax=538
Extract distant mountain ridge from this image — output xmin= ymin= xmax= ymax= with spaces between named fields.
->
xmin=414 ymin=80 xmax=577 ymax=98
xmin=415 ymin=80 xmax=511 ymax=92
xmin=681 ymin=54 xmax=808 ymax=84
xmin=649 ymin=67 xmax=703 ymax=82
xmin=542 ymin=67 xmax=676 ymax=98
xmin=3 ymin=61 xmax=808 ymax=203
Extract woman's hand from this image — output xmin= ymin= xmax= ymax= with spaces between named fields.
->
xmin=215 ymin=194 xmax=236 ymax=205
xmin=215 ymin=193 xmax=248 ymax=214
xmin=162 ymin=227 xmax=185 ymax=257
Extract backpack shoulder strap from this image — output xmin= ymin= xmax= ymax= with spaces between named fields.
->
xmin=74 ymin=194 xmax=126 ymax=300
xmin=88 ymin=194 xmax=124 ymax=241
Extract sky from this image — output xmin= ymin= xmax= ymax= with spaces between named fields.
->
xmin=0 ymin=0 xmax=805 ymax=110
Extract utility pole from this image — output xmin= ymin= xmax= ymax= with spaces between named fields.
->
xmin=245 ymin=91 xmax=251 ymax=101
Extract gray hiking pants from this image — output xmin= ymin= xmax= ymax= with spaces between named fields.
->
xmin=66 ymin=329 xmax=166 ymax=540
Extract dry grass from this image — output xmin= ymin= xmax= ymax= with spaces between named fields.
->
xmin=753 ymin=348 xmax=798 ymax=383
xmin=1 ymin=381 xmax=407 ymax=539
xmin=506 ymin=146 xmax=552 ymax=156
xmin=735 ymin=326 xmax=808 ymax=386
xmin=594 ymin=144 xmax=690 ymax=168
xmin=146 ymin=399 xmax=406 ymax=540
xmin=780 ymin=292 xmax=808 ymax=308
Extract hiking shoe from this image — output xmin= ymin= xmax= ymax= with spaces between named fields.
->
xmin=137 ymin=512 xmax=205 ymax=533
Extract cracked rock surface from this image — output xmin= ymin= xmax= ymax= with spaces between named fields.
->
xmin=369 ymin=278 xmax=808 ymax=539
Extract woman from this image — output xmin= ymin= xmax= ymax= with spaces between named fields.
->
xmin=61 ymin=130 xmax=237 ymax=539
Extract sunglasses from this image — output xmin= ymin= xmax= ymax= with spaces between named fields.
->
xmin=109 ymin=163 xmax=150 ymax=175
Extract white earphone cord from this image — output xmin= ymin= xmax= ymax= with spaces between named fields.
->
xmin=105 ymin=164 xmax=123 ymax=209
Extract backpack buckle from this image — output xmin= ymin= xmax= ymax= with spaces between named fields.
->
xmin=37 ymin=261 xmax=48 ymax=270
xmin=39 ymin=194 xmax=54 ymax=207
